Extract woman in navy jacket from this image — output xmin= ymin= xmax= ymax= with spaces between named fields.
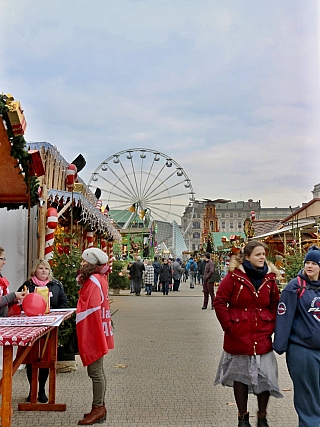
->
xmin=274 ymin=245 xmax=320 ymax=427
xmin=214 ymin=240 xmax=281 ymax=427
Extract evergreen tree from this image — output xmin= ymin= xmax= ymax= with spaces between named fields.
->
xmin=51 ymin=229 xmax=81 ymax=356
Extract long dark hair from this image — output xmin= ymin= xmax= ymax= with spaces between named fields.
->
xmin=236 ymin=240 xmax=268 ymax=264
xmin=78 ymin=263 xmax=97 ymax=285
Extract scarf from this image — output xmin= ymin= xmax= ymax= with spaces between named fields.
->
xmin=32 ymin=276 xmax=50 ymax=287
xmin=0 ymin=272 xmax=9 ymax=295
xmin=243 ymin=259 xmax=268 ymax=290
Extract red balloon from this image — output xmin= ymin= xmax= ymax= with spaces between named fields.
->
xmin=22 ymin=293 xmax=47 ymax=317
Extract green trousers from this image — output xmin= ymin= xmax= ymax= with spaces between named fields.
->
xmin=87 ymin=356 xmax=106 ymax=406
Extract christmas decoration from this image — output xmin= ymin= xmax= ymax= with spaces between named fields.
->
xmin=51 ymin=230 xmax=81 ymax=358
xmin=65 ymin=164 xmax=77 ymax=190
xmin=5 ymin=94 xmax=27 ymax=136
xmin=0 ymin=94 xmax=40 ymax=207
xmin=22 ymin=293 xmax=47 ymax=317
xmin=244 ymin=218 xmax=254 ymax=239
xmin=108 ymin=241 xmax=114 ymax=272
xmin=86 ymin=231 xmax=94 ymax=248
xmin=206 ymin=233 xmax=213 ymax=253
xmin=45 ymin=206 xmax=58 ymax=260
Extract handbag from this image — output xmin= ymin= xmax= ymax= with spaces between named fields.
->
xmin=208 ymin=270 xmax=220 ymax=283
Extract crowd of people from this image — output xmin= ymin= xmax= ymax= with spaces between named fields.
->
xmin=126 ymin=254 xmax=220 ymax=298
xmin=1 ymin=241 xmax=320 ymax=426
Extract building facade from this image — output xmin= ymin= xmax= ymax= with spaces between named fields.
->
xmin=181 ymin=199 xmax=297 ymax=251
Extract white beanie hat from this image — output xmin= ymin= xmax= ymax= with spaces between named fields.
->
xmin=82 ymin=248 xmax=109 ymax=265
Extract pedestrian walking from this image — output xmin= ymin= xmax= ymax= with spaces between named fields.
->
xmin=152 ymin=256 xmax=161 ymax=291
xmin=159 ymin=258 xmax=172 ymax=295
xmin=186 ymin=257 xmax=197 ymax=288
xmin=181 ymin=261 xmax=188 ymax=282
xmin=202 ymin=252 xmax=215 ymax=310
xmin=198 ymin=256 xmax=206 ymax=285
xmin=214 ymin=240 xmax=282 ymax=427
xmin=144 ymin=260 xmax=154 ymax=295
xmin=131 ymin=256 xmax=145 ymax=296
xmin=273 ymin=245 xmax=320 ymax=427
xmin=172 ymin=258 xmax=182 ymax=291
xmin=127 ymin=262 xmax=134 ymax=293
xmin=76 ymin=247 xmax=114 ymax=425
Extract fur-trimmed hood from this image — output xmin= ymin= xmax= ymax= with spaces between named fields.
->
xmin=228 ymin=256 xmax=281 ymax=280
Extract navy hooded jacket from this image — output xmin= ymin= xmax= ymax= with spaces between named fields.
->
xmin=273 ymin=270 xmax=320 ymax=355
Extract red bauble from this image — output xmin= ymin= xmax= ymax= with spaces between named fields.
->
xmin=22 ymin=293 xmax=47 ymax=317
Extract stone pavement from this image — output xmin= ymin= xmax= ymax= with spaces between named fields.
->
xmin=9 ymin=280 xmax=297 ymax=427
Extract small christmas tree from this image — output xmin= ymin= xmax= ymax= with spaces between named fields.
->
xmin=51 ymin=228 xmax=82 ymax=359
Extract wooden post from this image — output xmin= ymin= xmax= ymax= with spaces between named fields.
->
xmin=38 ymin=185 xmax=48 ymax=259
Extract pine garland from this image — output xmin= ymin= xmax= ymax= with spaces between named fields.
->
xmin=0 ymin=94 xmax=40 ymax=207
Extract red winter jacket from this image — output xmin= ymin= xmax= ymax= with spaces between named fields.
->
xmin=76 ymin=273 xmax=114 ymax=366
xmin=214 ymin=259 xmax=280 ymax=356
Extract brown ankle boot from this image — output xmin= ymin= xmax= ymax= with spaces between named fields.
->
xmin=83 ymin=403 xmax=105 ymax=418
xmin=257 ymin=411 xmax=269 ymax=427
xmin=78 ymin=405 xmax=106 ymax=425
xmin=238 ymin=412 xmax=252 ymax=427
xmin=83 ymin=404 xmax=94 ymax=419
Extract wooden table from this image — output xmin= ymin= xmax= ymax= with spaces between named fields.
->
xmin=0 ymin=309 xmax=75 ymax=427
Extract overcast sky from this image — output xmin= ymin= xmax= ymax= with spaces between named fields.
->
xmin=1 ymin=0 xmax=319 ymax=210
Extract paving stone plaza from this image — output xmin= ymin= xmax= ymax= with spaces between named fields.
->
xmin=10 ymin=281 xmax=298 ymax=427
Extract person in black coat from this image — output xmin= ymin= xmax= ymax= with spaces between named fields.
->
xmin=18 ymin=259 xmax=68 ymax=403
xmin=159 ymin=258 xmax=172 ymax=295
xmin=130 ymin=256 xmax=145 ymax=296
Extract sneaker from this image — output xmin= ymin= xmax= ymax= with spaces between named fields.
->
xmin=202 ymin=306 xmax=207 ymax=310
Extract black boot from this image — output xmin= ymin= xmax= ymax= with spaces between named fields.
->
xmin=238 ymin=412 xmax=252 ymax=427
xmin=26 ymin=365 xmax=49 ymax=403
xmin=38 ymin=368 xmax=49 ymax=403
xmin=257 ymin=411 xmax=269 ymax=427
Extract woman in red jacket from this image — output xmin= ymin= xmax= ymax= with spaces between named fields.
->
xmin=214 ymin=241 xmax=282 ymax=427
xmin=76 ymin=247 xmax=114 ymax=426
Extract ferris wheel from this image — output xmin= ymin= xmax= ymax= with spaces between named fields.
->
xmin=88 ymin=148 xmax=195 ymax=235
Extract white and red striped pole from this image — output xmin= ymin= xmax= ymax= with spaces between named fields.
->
xmin=101 ymin=239 xmax=107 ymax=254
xmin=96 ymin=199 xmax=102 ymax=211
xmin=44 ymin=207 xmax=58 ymax=260
xmin=86 ymin=231 xmax=94 ymax=248
xmin=108 ymin=241 xmax=114 ymax=272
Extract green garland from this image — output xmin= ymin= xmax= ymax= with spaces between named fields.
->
xmin=0 ymin=94 xmax=40 ymax=207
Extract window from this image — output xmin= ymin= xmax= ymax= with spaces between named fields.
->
xmin=192 ymin=244 xmax=196 ymax=250
xmin=230 ymin=222 xmax=234 ymax=229
xmin=238 ymin=212 xmax=242 ymax=218
xmin=193 ymin=221 xmax=200 ymax=229
xmin=238 ymin=222 xmax=242 ymax=229
xmin=222 ymin=213 xmax=225 ymax=218
xmin=221 ymin=221 xmax=225 ymax=229
xmin=230 ymin=213 xmax=233 ymax=218
xmin=193 ymin=232 xmax=200 ymax=238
